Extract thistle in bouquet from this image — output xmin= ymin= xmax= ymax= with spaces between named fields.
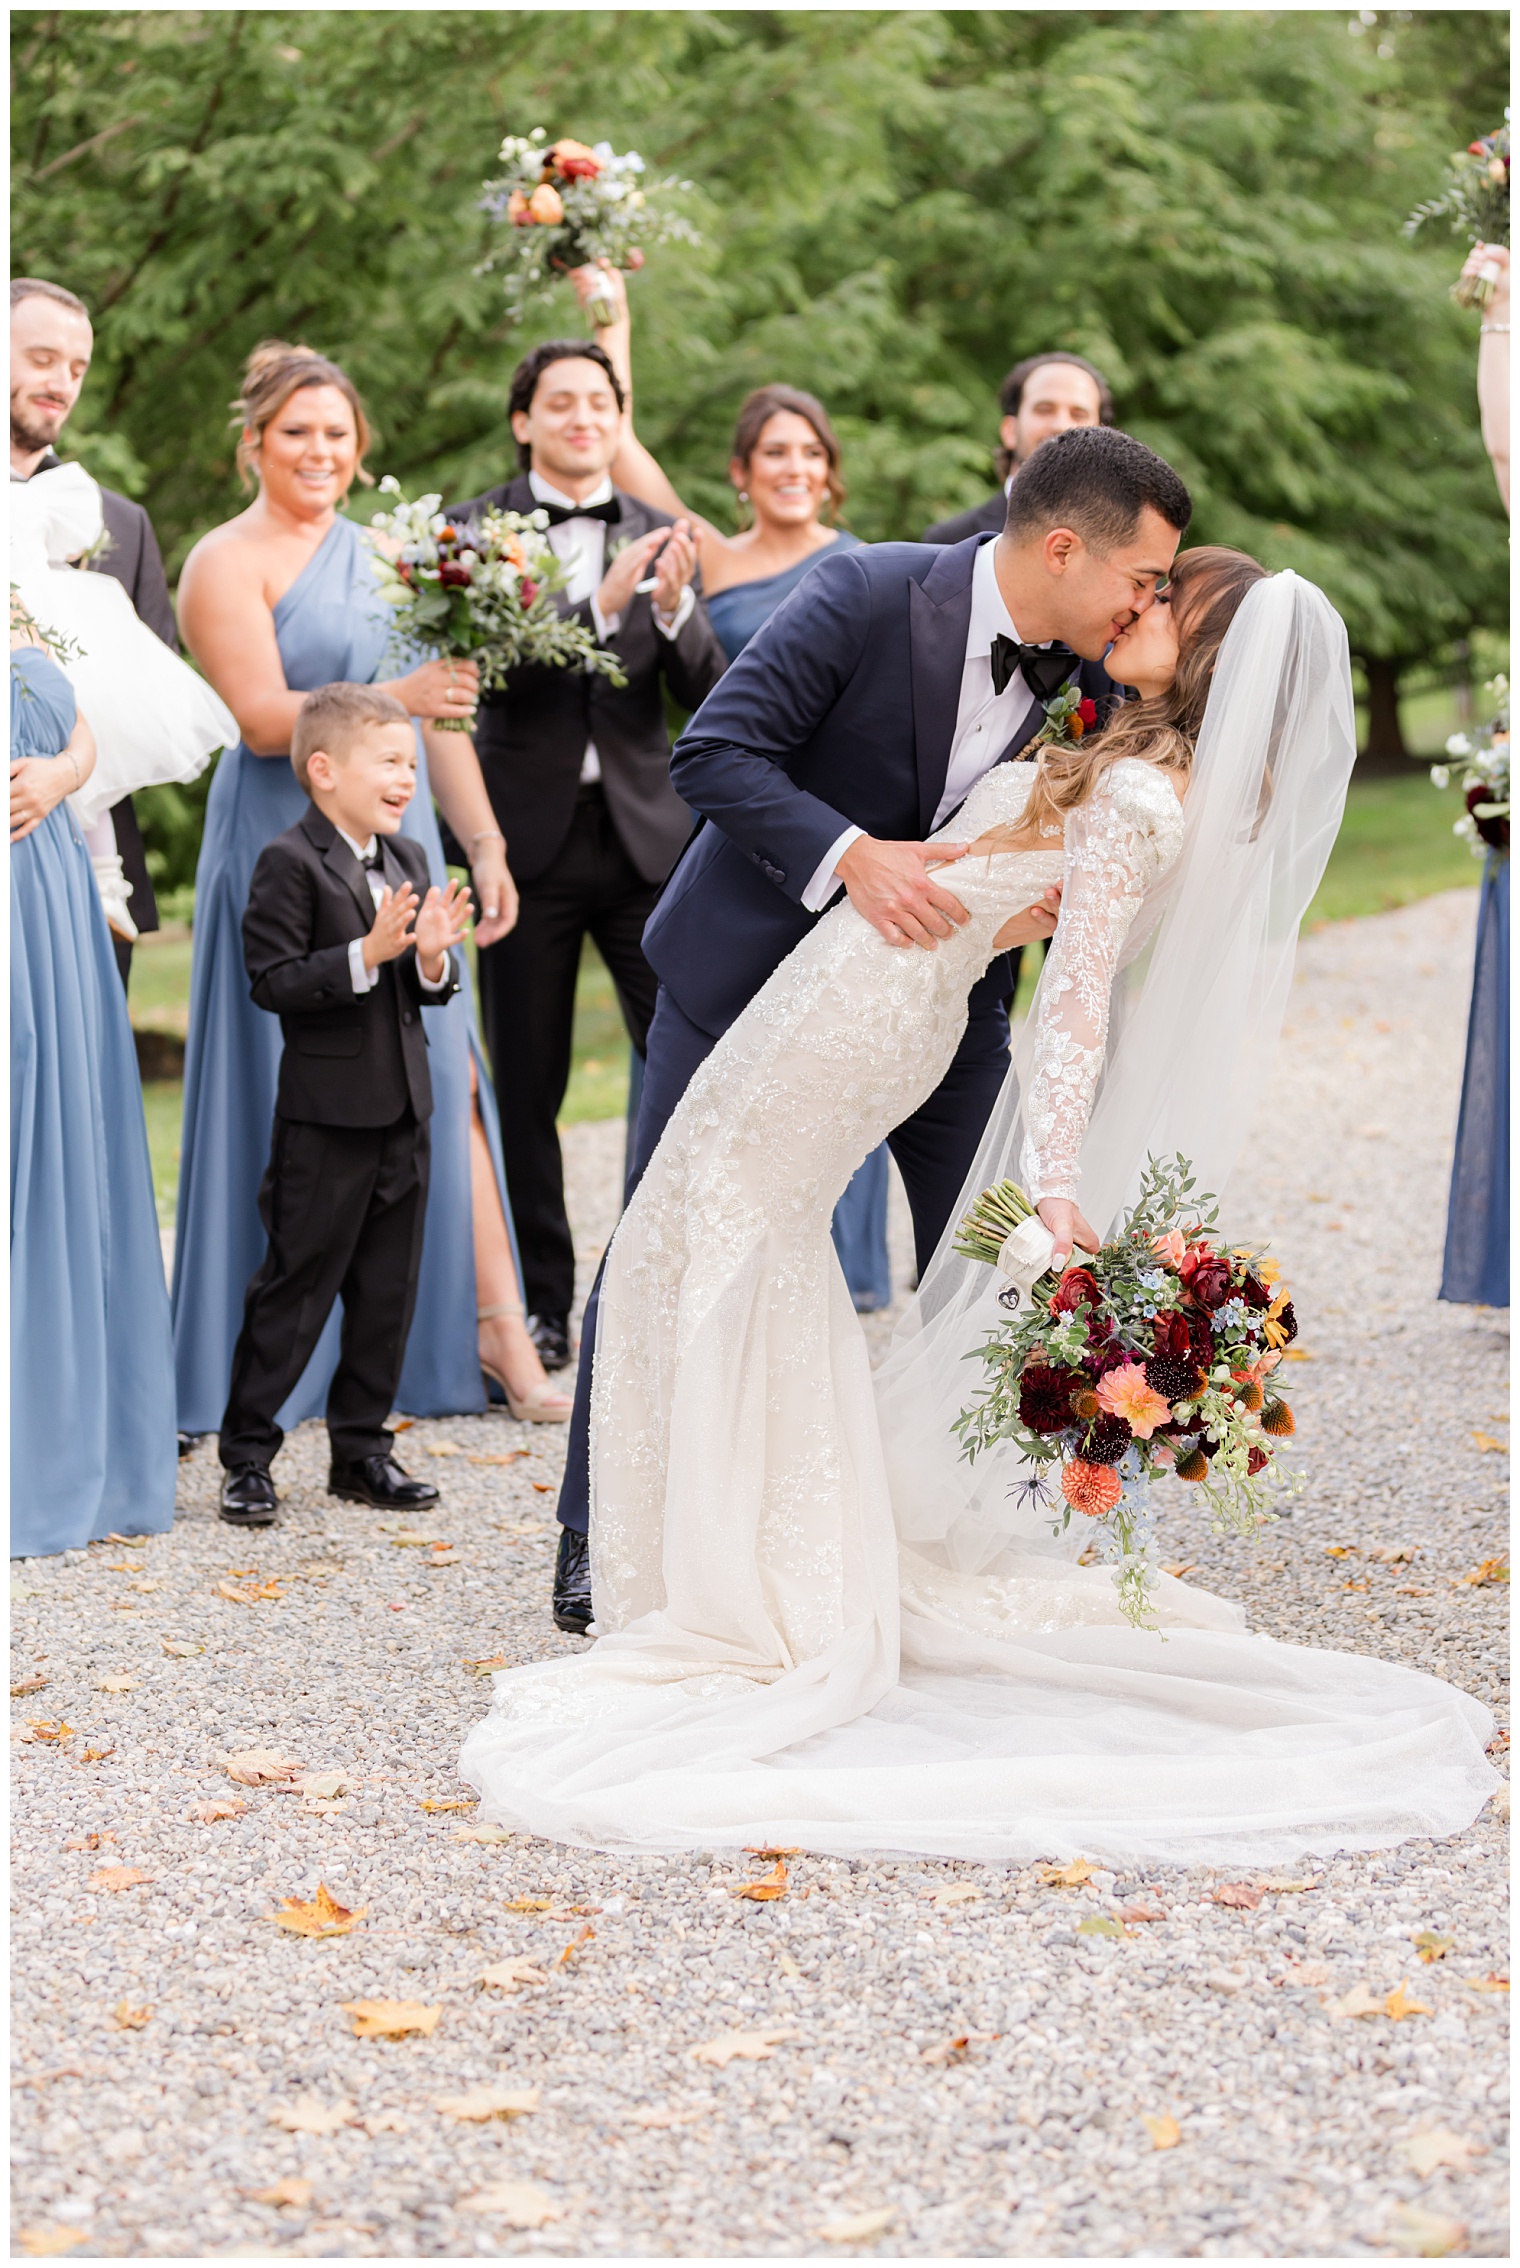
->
xmin=1430 ymin=676 xmax=1509 ymax=859
xmin=480 ymin=129 xmax=696 ymax=327
xmin=1406 ymin=119 xmax=1510 ymax=306
xmin=368 ymin=479 xmax=626 ymax=727
xmin=953 ymin=1154 xmax=1300 ymax=1629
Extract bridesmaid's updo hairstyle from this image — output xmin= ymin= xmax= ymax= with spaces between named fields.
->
xmin=730 ymin=385 xmax=846 ymax=521
xmin=232 ymin=340 xmax=374 ymax=492
xmin=1014 ymin=546 xmax=1269 ymax=842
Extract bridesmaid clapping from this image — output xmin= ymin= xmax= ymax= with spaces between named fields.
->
xmin=173 ymin=342 xmax=571 ymax=1482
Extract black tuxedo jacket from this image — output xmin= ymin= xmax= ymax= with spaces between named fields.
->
xmin=645 ymin=534 xmax=1118 ymax=1038
xmin=923 ymin=491 xmax=1007 ymax=545
xmin=243 ymin=809 xmax=458 ymax=1128
xmin=444 ymin=474 xmax=729 ymax=887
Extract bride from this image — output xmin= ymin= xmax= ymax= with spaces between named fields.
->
xmin=461 ymin=549 xmax=1497 ymax=1862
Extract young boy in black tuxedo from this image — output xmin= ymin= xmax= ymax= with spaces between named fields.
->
xmin=218 ymin=683 xmax=472 ymax=1527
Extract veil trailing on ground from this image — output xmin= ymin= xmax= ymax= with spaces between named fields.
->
xmin=876 ymin=570 xmax=1359 ymax=1574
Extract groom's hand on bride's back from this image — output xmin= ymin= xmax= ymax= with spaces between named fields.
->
xmin=837 ymin=835 xmax=974 ymax=950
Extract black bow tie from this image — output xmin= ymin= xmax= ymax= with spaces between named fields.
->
xmin=537 ymin=496 xmax=621 ymax=528
xmin=359 ymin=847 xmax=383 ymax=873
xmin=990 ymin=634 xmax=1078 ymax=704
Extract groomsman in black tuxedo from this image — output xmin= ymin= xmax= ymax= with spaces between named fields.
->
xmin=10 ymin=276 xmax=174 ymax=984
xmin=923 ymin=351 xmax=1114 ymax=545
xmin=449 ymin=340 xmax=727 ymax=1373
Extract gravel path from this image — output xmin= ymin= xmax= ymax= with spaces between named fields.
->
xmin=11 ymin=887 xmax=1507 ymax=2259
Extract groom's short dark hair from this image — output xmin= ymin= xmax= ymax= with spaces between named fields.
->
xmin=1004 ymin=426 xmax=1192 ymax=552
xmin=507 ymin=339 xmax=627 ymax=470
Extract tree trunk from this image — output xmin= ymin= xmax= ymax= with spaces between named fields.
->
xmin=1361 ymin=657 xmax=1409 ymax=761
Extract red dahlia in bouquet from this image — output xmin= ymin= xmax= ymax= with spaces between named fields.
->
xmin=953 ymin=1155 xmax=1300 ymax=1628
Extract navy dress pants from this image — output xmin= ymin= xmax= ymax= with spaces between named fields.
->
xmin=555 ymin=980 xmax=1011 ymax=1538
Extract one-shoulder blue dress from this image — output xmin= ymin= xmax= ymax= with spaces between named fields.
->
xmin=706 ymin=532 xmax=891 ymax=1312
xmin=171 ymin=516 xmax=518 ymax=1434
xmin=11 ymin=648 xmax=177 ymax=1552
xmin=1440 ymin=852 xmax=1508 ymax=1306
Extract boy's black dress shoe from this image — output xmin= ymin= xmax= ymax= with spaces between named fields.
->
xmin=552 ymin=1527 xmax=592 ymax=1634
xmin=528 ymin=1313 xmax=572 ymax=1372
xmin=327 ymin=1453 xmax=440 ymax=1510
xmin=220 ymin=1464 xmax=279 ymax=1525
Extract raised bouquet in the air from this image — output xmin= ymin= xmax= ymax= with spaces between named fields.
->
xmin=1430 ymin=674 xmax=1509 ymax=858
xmin=369 ymin=479 xmax=625 ymax=724
xmin=1406 ymin=119 xmax=1510 ymax=306
xmin=953 ymin=1156 xmax=1299 ymax=1628
xmin=479 ymin=129 xmax=695 ymax=325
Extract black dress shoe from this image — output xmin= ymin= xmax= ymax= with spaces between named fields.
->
xmin=552 ymin=1526 xmax=592 ymax=1634
xmin=178 ymin=1430 xmax=205 ymax=1461
xmin=528 ymin=1313 xmax=572 ymax=1372
xmin=219 ymin=1463 xmax=279 ymax=1525
xmin=327 ymin=1453 xmax=440 ymax=1510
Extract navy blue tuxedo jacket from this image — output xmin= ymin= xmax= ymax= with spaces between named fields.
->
xmin=643 ymin=535 xmax=1118 ymax=1038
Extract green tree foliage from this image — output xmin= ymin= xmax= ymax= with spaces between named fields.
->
xmin=13 ymin=9 xmax=1507 ymax=771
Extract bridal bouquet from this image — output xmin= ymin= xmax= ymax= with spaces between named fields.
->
xmin=1430 ymin=675 xmax=1509 ymax=858
xmin=1406 ymin=119 xmax=1510 ymax=305
xmin=479 ymin=129 xmax=695 ymax=325
xmin=369 ymin=478 xmax=625 ymax=722
xmin=953 ymin=1155 xmax=1299 ymax=1628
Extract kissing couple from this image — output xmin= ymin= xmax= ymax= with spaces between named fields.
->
xmin=463 ymin=425 xmax=1497 ymax=1864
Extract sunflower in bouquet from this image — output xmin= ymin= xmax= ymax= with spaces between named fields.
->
xmin=953 ymin=1155 xmax=1300 ymax=1628
xmin=369 ymin=479 xmax=626 ymax=727
xmin=479 ymin=129 xmax=696 ymax=326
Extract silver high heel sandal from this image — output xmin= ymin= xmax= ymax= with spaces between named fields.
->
xmin=477 ymin=1303 xmax=574 ymax=1424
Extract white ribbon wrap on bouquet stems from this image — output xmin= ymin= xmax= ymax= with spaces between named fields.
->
xmin=11 ymin=462 xmax=236 ymax=826
xmin=995 ymin=1213 xmax=1058 ymax=1303
xmin=875 ymin=570 xmax=1358 ymax=1575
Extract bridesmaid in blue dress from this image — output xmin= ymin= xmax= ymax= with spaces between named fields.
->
xmin=1440 ymin=827 xmax=1509 ymax=1308
xmin=590 ymin=267 xmax=892 ymax=1308
xmin=173 ymin=343 xmax=572 ymax=1453
xmin=10 ymin=631 xmax=176 ymax=1551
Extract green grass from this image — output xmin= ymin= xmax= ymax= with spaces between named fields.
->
xmin=132 ymin=776 xmax=1478 ymax=1219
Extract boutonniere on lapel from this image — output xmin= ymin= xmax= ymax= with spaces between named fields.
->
xmin=1030 ymin=679 xmax=1099 ymax=752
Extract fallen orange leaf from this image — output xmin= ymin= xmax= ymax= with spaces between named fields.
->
xmin=80 ymin=1746 xmax=116 ymax=1762
xmin=267 ymin=1883 xmax=367 ymax=1939
xmin=1460 ymin=1559 xmax=1508 ymax=1587
xmin=504 ymin=1895 xmax=554 ymax=1913
xmin=11 ymin=1673 xmax=48 ymax=1696
xmin=1462 ymin=1972 xmax=1508 ymax=1993
xmin=15 ymin=2227 xmax=90 ymax=2257
xmin=464 ymin=1654 xmax=507 ymax=1675
xmin=1141 ymin=2112 xmax=1182 ymax=2150
xmin=434 ymin=2084 xmax=539 ymax=2123
xmin=1037 ymin=1858 xmax=1093 ymax=1888
xmin=731 ymin=1860 xmax=789 ymax=1902
xmin=192 ymin=1798 xmax=248 ymax=1824
xmin=1212 ymin=1882 xmax=1263 ymax=1910
xmin=691 ymin=2026 xmax=794 ymax=2067
xmin=479 ymin=1958 xmax=550 ymax=1992
xmin=89 ymin=1866 xmax=152 ymax=1892
xmin=557 ymin=1923 xmax=595 ymax=1966
xmin=111 ymin=2000 xmax=153 ymax=2029
xmin=746 ymin=1844 xmax=802 ymax=1859
xmin=23 ymin=1720 xmax=74 ymax=1744
xmin=223 ymin=1747 xmax=303 ymax=1786
xmin=250 ymin=2177 xmax=314 ymax=2209
xmin=341 ymin=1999 xmax=442 ymax=2039
xmin=419 ymin=1797 xmax=476 ymax=1812
xmin=1385 ymin=1979 xmax=1432 ymax=2021
xmin=1413 ymin=1931 xmax=1455 ymax=1963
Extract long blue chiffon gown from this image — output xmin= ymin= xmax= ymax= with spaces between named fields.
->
xmin=1439 ymin=852 xmax=1508 ymax=1307
xmin=171 ymin=515 xmax=518 ymax=1434
xmin=705 ymin=533 xmax=892 ymax=1312
xmin=11 ymin=648 xmax=176 ymax=1552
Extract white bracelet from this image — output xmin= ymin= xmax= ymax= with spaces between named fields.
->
xmin=1480 ymin=322 xmax=1511 ymax=335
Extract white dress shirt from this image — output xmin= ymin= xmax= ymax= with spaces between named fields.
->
xmin=527 ymin=470 xmax=696 ymax=786
xmin=337 ymin=827 xmax=451 ymax=997
xmin=800 ymin=536 xmax=1050 ymax=912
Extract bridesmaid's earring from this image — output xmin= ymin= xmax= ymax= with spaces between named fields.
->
xmin=735 ymin=488 xmax=750 ymax=531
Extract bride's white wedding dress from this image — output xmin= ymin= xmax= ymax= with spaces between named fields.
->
xmin=461 ymin=751 xmax=1495 ymax=1861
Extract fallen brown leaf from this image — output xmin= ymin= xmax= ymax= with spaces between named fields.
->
xmin=468 ymin=1450 xmax=531 ymax=1465
xmin=104 ymin=1533 xmax=146 ymax=1547
xmin=691 ymin=2025 xmax=793 ymax=2067
xmin=1159 ymin=1561 xmax=1198 ymax=1579
xmin=23 ymin=1719 xmax=74 ymax=1743
xmin=299 ymin=1560 xmax=345 ymax=1580
xmin=425 ymin=1547 xmax=462 ymax=1566
xmin=294 ymin=1772 xmax=348 ymax=1800
xmin=454 ymin=1825 xmax=512 ymax=1845
xmin=1077 ymin=1914 xmax=1130 ymax=1941
xmin=89 ymin=1866 xmax=152 ymax=1892
xmin=80 ymin=1745 xmax=116 ymax=1762
xmin=425 ymin=1441 xmax=463 ymax=1457
xmin=63 ymin=1832 xmax=114 ymax=1851
xmin=1469 ymin=1432 xmax=1506 ymax=1454
xmin=1385 ymin=1979 xmax=1433 ymax=2021
xmin=434 ymin=2084 xmax=539 ymax=2123
xmin=479 ymin=1958 xmax=550 ymax=1992
xmin=732 ymin=1859 xmax=789 ymax=1901
xmin=1212 ymin=1882 xmax=1264 ymax=1910
xmin=530 ymin=1481 xmax=555 ymax=1492
xmin=1385 ymin=2203 xmax=1468 ymax=2258
xmin=10 ymin=1673 xmax=48 ymax=1696
xmin=419 ymin=1797 xmax=475 ymax=1812
xmin=1258 ymin=1876 xmax=1317 ymax=1894
xmin=214 ymin=1576 xmax=284 ymax=1604
xmin=920 ymin=2031 xmax=994 ymax=2064
xmin=1395 ymin=1585 xmax=1434 ymax=1596
xmin=111 ymin=2001 xmax=153 ymax=2030
xmin=1118 ymin=1902 xmax=1167 ymax=1924
xmin=15 ymin=2228 xmax=90 ymax=2257
xmin=192 ymin=1798 xmax=248 ymax=1824
xmin=459 ymin=2180 xmax=562 ymax=2228
xmin=1413 ymin=1931 xmax=1455 ymax=1963
xmin=1485 ymin=1727 xmax=1509 ymax=1756
xmin=819 ymin=2205 xmax=897 ymax=2244
xmin=159 ymin=1639 xmax=203 ymax=1658
xmin=557 ymin=1923 xmax=595 ymax=1965
xmin=268 ymin=2094 xmax=356 ymax=2136
xmin=928 ymin=1883 xmax=981 ymax=1910
xmin=463 ymin=1653 xmax=508 ymax=1675
xmin=1461 ymin=1972 xmax=1508 ymax=1993
xmin=1397 ymin=2129 xmax=1484 ymax=2178
xmin=267 ymin=1883 xmax=367 ymax=1939
xmin=126 ymin=1578 xmax=163 ymax=1593
xmin=1460 ymin=1558 xmax=1508 ymax=1586
xmin=248 ymin=2177 xmax=314 ymax=2209
xmin=1329 ymin=1982 xmax=1385 ymax=2019
xmin=504 ymin=1895 xmax=554 ymax=1913
xmin=1141 ymin=2112 xmax=1182 ymax=2150
xmin=341 ymin=1999 xmax=441 ymax=2039
xmin=1323 ymin=1544 xmax=1355 ymax=1559
xmin=1036 ymin=1858 xmax=1092 ymax=1888
xmin=96 ymin=1674 xmax=138 ymax=1693
xmin=223 ymin=1747 xmax=302 ymax=1786
xmin=746 ymin=1844 xmax=802 ymax=1859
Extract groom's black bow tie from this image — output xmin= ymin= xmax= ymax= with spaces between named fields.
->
xmin=537 ymin=497 xmax=621 ymax=528
xmin=359 ymin=846 xmax=384 ymax=874
xmin=990 ymin=634 xmax=1078 ymax=704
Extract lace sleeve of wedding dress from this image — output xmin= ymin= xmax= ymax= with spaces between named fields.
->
xmin=1020 ymin=760 xmax=1185 ymax=1202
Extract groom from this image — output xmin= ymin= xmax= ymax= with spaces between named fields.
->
xmin=552 ymin=423 xmax=1192 ymax=1627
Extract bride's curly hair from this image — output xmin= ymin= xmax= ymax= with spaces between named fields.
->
xmin=1012 ymin=546 xmax=1268 ymax=841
